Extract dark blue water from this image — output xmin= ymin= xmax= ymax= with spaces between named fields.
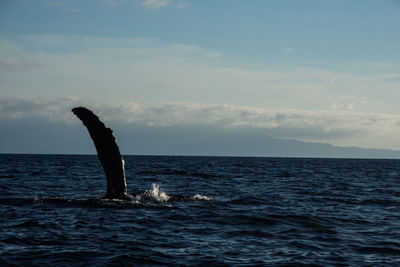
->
xmin=1 ymin=154 xmax=400 ymax=266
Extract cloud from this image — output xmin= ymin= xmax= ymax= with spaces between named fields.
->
xmin=284 ymin=48 xmax=294 ymax=53
xmin=385 ymin=74 xmax=400 ymax=82
xmin=140 ymin=0 xmax=171 ymax=9
xmin=0 ymin=59 xmax=25 ymax=70
xmin=330 ymin=95 xmax=369 ymax=111
xmin=46 ymin=0 xmax=76 ymax=13
xmin=0 ymin=97 xmax=82 ymax=123
xmin=2 ymin=97 xmax=400 ymax=150
xmin=3 ymin=34 xmax=399 ymax=114
xmin=0 ymin=58 xmax=37 ymax=70
xmin=104 ymin=0 xmax=124 ymax=8
xmin=101 ymin=0 xmax=187 ymax=9
xmin=1 ymin=34 xmax=400 ymax=149
xmin=139 ymin=0 xmax=186 ymax=9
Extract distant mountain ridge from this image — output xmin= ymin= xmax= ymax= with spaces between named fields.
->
xmin=2 ymin=118 xmax=400 ymax=158
xmin=118 ymin=125 xmax=400 ymax=158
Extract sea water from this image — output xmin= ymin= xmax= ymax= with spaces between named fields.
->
xmin=0 ymin=154 xmax=400 ymax=266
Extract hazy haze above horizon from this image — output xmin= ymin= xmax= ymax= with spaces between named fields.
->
xmin=1 ymin=0 xmax=400 ymax=155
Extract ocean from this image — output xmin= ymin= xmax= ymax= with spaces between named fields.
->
xmin=0 ymin=154 xmax=399 ymax=266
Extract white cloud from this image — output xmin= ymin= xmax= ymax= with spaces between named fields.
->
xmin=1 ymin=35 xmax=400 ymax=149
xmin=1 ymin=35 xmax=399 ymax=113
xmin=0 ymin=97 xmax=82 ymax=123
xmin=140 ymin=0 xmax=171 ymax=9
xmin=2 ymin=97 xmax=400 ymax=150
xmin=330 ymin=95 xmax=369 ymax=111
xmin=0 ymin=58 xmax=28 ymax=70
xmin=139 ymin=0 xmax=187 ymax=9
xmin=104 ymin=0 xmax=125 ymax=8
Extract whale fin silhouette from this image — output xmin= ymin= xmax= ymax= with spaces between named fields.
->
xmin=72 ymin=107 xmax=129 ymax=199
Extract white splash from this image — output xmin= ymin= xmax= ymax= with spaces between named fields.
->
xmin=191 ymin=194 xmax=213 ymax=201
xmin=137 ymin=183 xmax=170 ymax=202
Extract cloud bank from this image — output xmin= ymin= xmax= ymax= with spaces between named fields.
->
xmin=1 ymin=35 xmax=398 ymax=115
xmin=1 ymin=35 xmax=400 ymax=152
xmin=2 ymin=97 xmax=400 ymax=152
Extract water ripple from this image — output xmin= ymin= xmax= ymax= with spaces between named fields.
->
xmin=0 ymin=155 xmax=400 ymax=266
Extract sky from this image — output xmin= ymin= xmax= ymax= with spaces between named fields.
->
xmin=0 ymin=0 xmax=400 ymax=155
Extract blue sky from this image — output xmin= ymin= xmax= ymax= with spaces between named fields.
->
xmin=1 ymin=0 xmax=400 ymax=154
xmin=1 ymin=0 xmax=399 ymax=63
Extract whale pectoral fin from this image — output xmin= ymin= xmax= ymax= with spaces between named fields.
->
xmin=72 ymin=107 xmax=128 ymax=199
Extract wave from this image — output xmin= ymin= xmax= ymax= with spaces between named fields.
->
xmin=0 ymin=184 xmax=212 ymax=208
xmin=134 ymin=183 xmax=213 ymax=202
xmin=191 ymin=194 xmax=213 ymax=201
xmin=137 ymin=169 xmax=227 ymax=179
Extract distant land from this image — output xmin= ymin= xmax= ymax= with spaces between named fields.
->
xmin=1 ymin=119 xmax=400 ymax=159
xmin=121 ymin=126 xmax=400 ymax=159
